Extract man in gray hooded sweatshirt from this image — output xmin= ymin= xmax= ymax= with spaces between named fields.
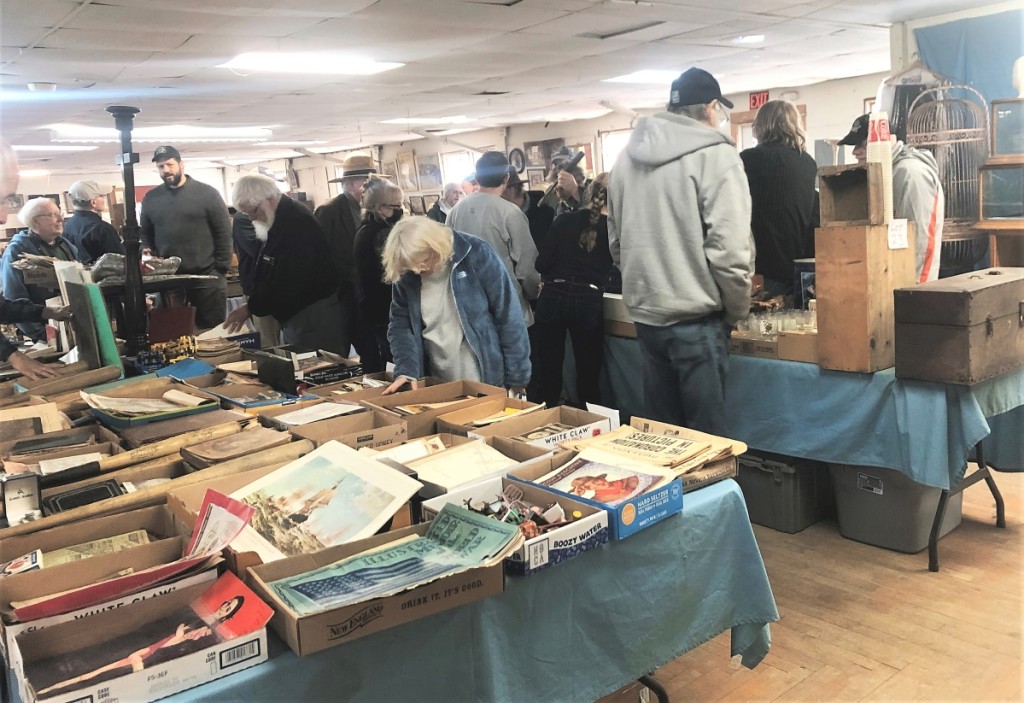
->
xmin=608 ymin=67 xmax=753 ymax=436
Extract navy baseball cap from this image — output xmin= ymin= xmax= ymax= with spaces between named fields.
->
xmin=669 ymin=68 xmax=734 ymax=109
xmin=152 ymin=145 xmax=181 ymax=162
xmin=838 ymin=114 xmax=870 ymax=146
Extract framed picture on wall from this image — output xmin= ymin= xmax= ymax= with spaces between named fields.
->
xmin=62 ymin=192 xmax=75 ymax=214
xmin=7 ymin=194 xmax=24 ymax=211
xmin=523 ymin=138 xmax=565 ymax=169
xmin=567 ymin=142 xmax=595 ymax=174
xmin=526 ymin=168 xmax=547 ymax=189
xmin=379 ymin=161 xmax=399 ymax=183
xmin=396 ymin=152 xmax=419 ymax=192
xmin=409 ymin=196 xmax=426 ymax=215
xmin=863 ymin=97 xmax=876 ymax=114
xmin=415 ymin=153 xmax=443 ymax=191
xmin=28 ymin=194 xmax=61 ymax=209
xmin=423 ymin=194 xmax=440 ymax=212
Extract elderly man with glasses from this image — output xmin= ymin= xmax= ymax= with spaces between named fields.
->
xmin=1 ymin=196 xmax=78 ymax=342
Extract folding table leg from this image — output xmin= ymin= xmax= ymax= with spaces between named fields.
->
xmin=638 ymin=674 xmax=669 ymax=703
xmin=929 ymin=441 xmax=1006 ymax=572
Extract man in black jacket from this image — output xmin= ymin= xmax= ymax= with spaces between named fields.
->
xmin=224 ymin=174 xmax=343 ymax=353
xmin=314 ymin=153 xmax=376 ymax=356
xmin=63 ymin=180 xmax=125 ymax=264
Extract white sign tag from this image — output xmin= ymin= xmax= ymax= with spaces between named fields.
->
xmin=888 ymin=218 xmax=909 ymax=250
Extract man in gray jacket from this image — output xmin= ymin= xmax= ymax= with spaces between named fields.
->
xmin=608 ymin=67 xmax=753 ymax=436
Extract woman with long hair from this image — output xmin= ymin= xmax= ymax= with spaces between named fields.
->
xmin=353 ymin=177 xmax=404 ymax=372
xmin=740 ymin=100 xmax=819 ymax=296
xmin=532 ymin=172 xmax=613 ymax=408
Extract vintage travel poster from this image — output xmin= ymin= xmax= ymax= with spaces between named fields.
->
xmin=229 ymin=441 xmax=423 ymax=563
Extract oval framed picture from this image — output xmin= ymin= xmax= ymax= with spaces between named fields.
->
xmin=508 ymin=147 xmax=526 ymax=174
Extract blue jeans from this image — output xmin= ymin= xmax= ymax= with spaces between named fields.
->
xmin=635 ymin=317 xmax=730 ymax=435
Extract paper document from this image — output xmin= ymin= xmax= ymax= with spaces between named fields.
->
xmin=271 ymin=402 xmax=363 ymax=427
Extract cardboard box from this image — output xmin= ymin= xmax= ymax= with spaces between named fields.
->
xmin=246 ymin=521 xmax=505 ymax=656
xmin=435 ymin=397 xmax=541 ymax=436
xmin=394 ymin=434 xmax=555 ymax=500
xmin=0 ymin=424 xmax=121 ymax=459
xmin=364 ymin=380 xmax=506 ymax=438
xmin=13 ymin=579 xmax=268 ymax=703
xmin=421 ymin=476 xmax=609 ymax=575
xmin=468 ymin=406 xmax=612 ymax=448
xmin=285 ymin=409 xmax=407 ymax=449
xmin=40 ymin=455 xmax=188 ymax=506
xmin=777 ymin=330 xmax=818 ymax=364
xmin=603 ymin=293 xmax=637 ymax=339
xmin=728 ymin=333 xmax=779 ymax=359
xmin=256 ymin=397 xmax=369 ymax=431
xmin=201 ymin=381 xmax=317 ymax=414
xmin=509 ymin=456 xmax=683 ymax=540
xmin=86 ymin=378 xmax=221 ymax=429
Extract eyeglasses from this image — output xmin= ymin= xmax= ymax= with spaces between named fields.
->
xmin=384 ymin=204 xmax=403 ymax=210
xmin=34 ymin=211 xmax=63 ymax=221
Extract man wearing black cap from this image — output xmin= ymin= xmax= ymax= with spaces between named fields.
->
xmin=140 ymin=146 xmax=233 ymax=328
xmin=314 ymin=153 xmax=377 ymax=356
xmin=608 ymin=67 xmax=753 ymax=436
xmin=838 ymin=114 xmax=944 ymax=282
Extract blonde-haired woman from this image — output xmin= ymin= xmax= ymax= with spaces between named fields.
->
xmin=740 ymin=99 xmax=818 ymax=296
xmin=381 ymin=217 xmax=530 ymax=395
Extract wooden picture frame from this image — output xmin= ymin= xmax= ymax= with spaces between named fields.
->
xmin=28 ymin=194 xmax=61 ymax=209
xmin=526 ymin=168 xmax=547 ymax=189
xmin=415 ymin=153 xmax=443 ymax=191
xmin=423 ymin=194 xmax=440 ymax=212
xmin=863 ymin=97 xmax=876 ymax=115
xmin=409 ymin=196 xmax=425 ymax=215
xmin=523 ymin=138 xmax=565 ymax=169
xmin=62 ymin=192 xmax=74 ymax=215
xmin=396 ymin=152 xmax=419 ymax=192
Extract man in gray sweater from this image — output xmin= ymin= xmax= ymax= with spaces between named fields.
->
xmin=608 ymin=68 xmax=753 ymax=436
xmin=140 ymin=145 xmax=232 ymax=328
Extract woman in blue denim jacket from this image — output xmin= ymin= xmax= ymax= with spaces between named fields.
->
xmin=381 ymin=217 xmax=530 ymax=395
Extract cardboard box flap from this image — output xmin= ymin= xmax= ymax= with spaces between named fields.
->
xmin=0 ymin=504 xmax=180 ymax=562
xmin=15 ymin=578 xmax=210 ymax=661
xmin=1 ymin=537 xmax=185 ymax=609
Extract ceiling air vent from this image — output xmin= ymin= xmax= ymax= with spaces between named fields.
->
xmin=476 ymin=90 xmax=509 ymax=96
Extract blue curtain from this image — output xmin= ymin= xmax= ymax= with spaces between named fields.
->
xmin=914 ymin=9 xmax=1024 ymax=102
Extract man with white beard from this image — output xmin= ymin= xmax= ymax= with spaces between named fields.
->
xmin=231 ymin=207 xmax=282 ymax=346
xmin=223 ymin=174 xmax=344 ymax=353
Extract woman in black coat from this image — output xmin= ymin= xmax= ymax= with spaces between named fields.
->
xmin=353 ymin=177 xmax=405 ymax=372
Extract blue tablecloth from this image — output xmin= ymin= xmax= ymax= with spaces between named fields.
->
xmin=573 ymin=336 xmax=1024 ymax=491
xmin=158 ymin=480 xmax=777 ymax=703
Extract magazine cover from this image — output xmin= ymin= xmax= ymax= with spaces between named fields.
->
xmin=25 ymin=572 xmax=272 ymax=700
xmin=229 ymin=440 xmax=423 ymax=563
xmin=535 ymin=457 xmax=669 ymax=507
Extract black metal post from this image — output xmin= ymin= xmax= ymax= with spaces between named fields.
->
xmin=106 ymin=105 xmax=148 ymax=355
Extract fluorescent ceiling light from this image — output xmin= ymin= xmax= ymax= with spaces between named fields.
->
xmin=380 ymin=116 xmax=474 ymax=126
xmin=604 ymin=70 xmax=679 ymax=84
xmin=259 ymin=140 xmax=328 ymax=146
xmin=731 ymin=34 xmax=765 ymax=44
xmin=219 ymin=53 xmax=403 ymax=75
xmin=47 ymin=124 xmax=272 ymax=143
xmin=19 ymin=169 xmax=50 ymax=177
xmin=12 ymin=145 xmax=98 ymax=152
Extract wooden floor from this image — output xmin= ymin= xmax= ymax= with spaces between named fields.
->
xmin=641 ymin=468 xmax=1023 ymax=702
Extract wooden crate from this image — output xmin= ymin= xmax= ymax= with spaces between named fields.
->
xmin=818 ymin=162 xmax=884 ymax=227
xmin=894 ymin=267 xmax=1024 ymax=384
xmin=814 ymin=224 xmax=916 ymax=372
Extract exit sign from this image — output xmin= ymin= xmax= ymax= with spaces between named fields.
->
xmin=749 ymin=91 xmax=769 ymax=110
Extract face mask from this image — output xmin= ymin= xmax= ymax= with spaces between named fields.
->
xmin=385 ymin=208 xmax=403 ymax=225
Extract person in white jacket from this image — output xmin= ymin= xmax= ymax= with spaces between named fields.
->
xmin=608 ymin=67 xmax=754 ymax=436
xmin=839 ymin=114 xmax=945 ymax=282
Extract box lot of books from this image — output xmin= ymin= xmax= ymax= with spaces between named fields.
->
xmin=468 ymin=405 xmax=612 ymax=448
xmin=364 ymin=380 xmax=507 ymax=437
